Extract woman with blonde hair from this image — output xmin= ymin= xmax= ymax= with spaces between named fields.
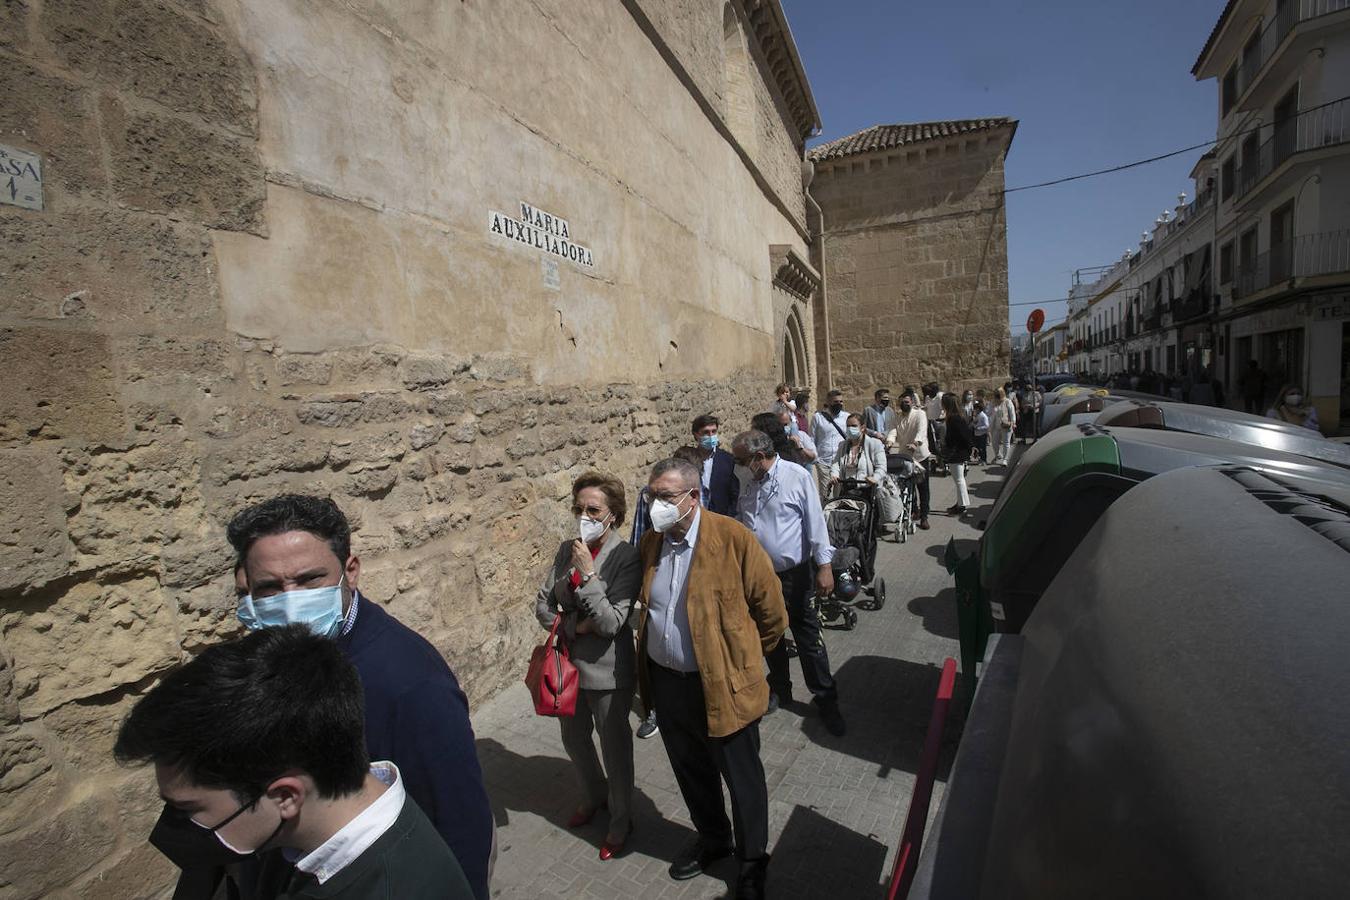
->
xmin=535 ymin=471 xmax=642 ymax=860
xmin=1267 ymin=384 xmax=1321 ymax=432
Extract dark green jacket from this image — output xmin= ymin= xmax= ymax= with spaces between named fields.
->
xmin=255 ymin=798 xmax=474 ymax=900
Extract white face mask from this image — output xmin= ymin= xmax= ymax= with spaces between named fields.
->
xmin=1285 ymin=393 xmax=1303 ymax=406
xmin=577 ymin=514 xmax=610 ymax=544
xmin=649 ymin=495 xmax=692 ymax=533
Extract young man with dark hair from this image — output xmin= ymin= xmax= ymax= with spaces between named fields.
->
xmin=225 ymin=494 xmax=494 ymax=900
xmin=690 ymin=413 xmax=739 ymax=516
xmin=115 ymin=625 xmax=473 ymax=899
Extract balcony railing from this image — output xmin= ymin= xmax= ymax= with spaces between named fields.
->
xmin=1236 ymin=97 xmax=1349 ymax=198
xmin=1236 ymin=0 xmax=1350 ymax=99
xmin=1235 ymin=230 xmax=1350 ymax=297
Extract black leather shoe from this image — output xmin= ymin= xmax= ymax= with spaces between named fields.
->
xmin=669 ymin=838 xmax=733 ymax=880
xmin=766 ymin=692 xmax=780 ymax=715
xmin=816 ymin=698 xmax=846 ymax=736
xmin=736 ymin=855 xmax=770 ymax=899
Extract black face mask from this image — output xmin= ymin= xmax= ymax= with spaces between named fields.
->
xmin=878 ymin=398 xmax=891 ymax=407
xmin=149 ymin=799 xmax=283 ymax=872
xmin=900 ymin=402 xmax=913 ymax=415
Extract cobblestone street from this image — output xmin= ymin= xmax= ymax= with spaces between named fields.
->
xmin=474 ymin=461 xmax=1009 ymax=899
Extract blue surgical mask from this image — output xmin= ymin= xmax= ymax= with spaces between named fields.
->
xmin=237 ymin=575 xmax=346 ymax=637
xmin=847 ymin=427 xmax=862 ymax=440
xmin=698 ymin=434 xmax=719 ymax=451
xmin=787 ymin=419 xmax=799 ymax=435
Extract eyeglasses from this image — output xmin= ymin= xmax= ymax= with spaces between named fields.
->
xmin=650 ymin=488 xmax=694 ymax=503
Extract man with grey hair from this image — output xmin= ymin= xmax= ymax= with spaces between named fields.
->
xmin=634 ymin=457 xmax=787 ymax=897
xmin=731 ymin=430 xmax=844 ymax=736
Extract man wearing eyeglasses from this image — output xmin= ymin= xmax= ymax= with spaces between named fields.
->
xmin=731 ymin=430 xmax=844 ymax=737
xmin=634 ymin=457 xmax=786 ymax=898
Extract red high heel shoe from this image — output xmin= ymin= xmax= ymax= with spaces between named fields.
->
xmin=566 ymin=802 xmax=606 ymax=829
xmin=599 ymin=824 xmax=632 ymax=861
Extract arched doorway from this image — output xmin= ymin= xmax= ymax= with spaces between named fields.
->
xmin=782 ymin=305 xmax=809 ymax=388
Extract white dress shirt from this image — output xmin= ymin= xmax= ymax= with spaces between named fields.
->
xmin=812 ymin=409 xmax=851 ymax=465
xmin=646 ymin=508 xmax=701 ymax=672
xmin=700 ymin=450 xmax=715 ymax=506
xmin=293 ymin=761 xmax=404 ymax=884
xmin=737 ymin=457 xmax=834 ymax=572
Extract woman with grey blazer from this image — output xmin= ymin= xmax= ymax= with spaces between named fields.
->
xmin=535 ymin=470 xmax=642 ymax=860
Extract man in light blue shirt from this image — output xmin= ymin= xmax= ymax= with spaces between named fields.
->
xmin=646 ymin=496 xmax=701 ymax=673
xmin=732 ymin=430 xmax=845 ymax=737
xmin=811 ymin=389 xmax=851 ymax=503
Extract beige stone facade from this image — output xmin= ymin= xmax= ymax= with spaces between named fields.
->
xmin=809 ymin=120 xmax=1016 ymax=408
xmin=0 ymin=1 xmax=821 ymax=895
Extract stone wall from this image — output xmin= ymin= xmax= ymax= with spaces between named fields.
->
xmin=812 ymin=131 xmax=1015 ymax=409
xmin=0 ymin=0 xmax=803 ymax=896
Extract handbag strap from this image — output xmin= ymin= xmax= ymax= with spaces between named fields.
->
xmin=546 ymin=614 xmax=570 ymax=656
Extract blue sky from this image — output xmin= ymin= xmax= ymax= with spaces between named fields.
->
xmin=782 ymin=0 xmax=1225 ymax=336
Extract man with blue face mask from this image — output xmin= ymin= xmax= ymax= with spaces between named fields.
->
xmin=226 ymin=495 xmax=494 ymax=900
xmin=690 ymin=413 xmax=739 ymax=516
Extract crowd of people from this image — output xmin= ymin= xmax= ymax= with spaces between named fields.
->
xmin=114 ymin=379 xmax=1030 ymax=900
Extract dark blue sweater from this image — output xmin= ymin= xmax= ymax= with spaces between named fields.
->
xmin=337 ymin=596 xmax=493 ymax=900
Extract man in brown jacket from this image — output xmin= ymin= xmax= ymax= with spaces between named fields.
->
xmin=636 ymin=457 xmax=788 ymax=899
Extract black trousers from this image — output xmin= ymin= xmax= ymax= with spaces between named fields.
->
xmin=765 ymin=562 xmax=838 ymax=703
xmin=650 ymin=663 xmax=769 ymax=861
xmin=913 ymin=467 xmax=931 ymax=517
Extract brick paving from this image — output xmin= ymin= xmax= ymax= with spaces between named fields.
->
xmin=474 ymin=459 xmax=1011 ymax=899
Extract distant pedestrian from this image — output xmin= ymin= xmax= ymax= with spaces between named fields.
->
xmin=637 ymin=458 xmax=786 ymax=897
xmin=887 ymin=389 xmax=931 ymax=530
xmin=812 ymin=389 xmax=851 ymax=501
xmin=115 ymin=625 xmax=475 ymax=899
xmin=941 ymin=393 xmax=974 ymax=517
xmin=535 ymin=472 xmax=642 ymax=861
xmin=690 ymin=414 xmax=740 ymax=516
xmin=990 ymin=387 xmax=1017 ymax=465
xmin=972 ymin=401 xmax=990 ymax=464
xmin=923 ymin=383 xmax=946 ymax=475
xmin=863 ymin=388 xmax=897 ymax=442
xmin=1267 ymin=384 xmax=1320 ymax=432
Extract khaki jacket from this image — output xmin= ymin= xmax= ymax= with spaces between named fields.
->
xmin=635 ymin=510 xmax=788 ymax=738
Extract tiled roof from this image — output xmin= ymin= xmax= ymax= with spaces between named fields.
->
xmin=1192 ymin=0 xmax=1240 ymax=76
xmin=807 ymin=118 xmax=1016 ymax=162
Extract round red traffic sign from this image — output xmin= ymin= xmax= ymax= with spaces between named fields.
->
xmin=1026 ymin=308 xmax=1045 ymax=333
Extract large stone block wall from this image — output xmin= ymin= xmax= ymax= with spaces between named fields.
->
xmin=813 ymin=135 xmax=1014 ymax=408
xmin=0 ymin=0 xmax=798 ymax=896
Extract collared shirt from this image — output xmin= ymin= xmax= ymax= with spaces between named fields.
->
xmin=340 ymin=589 xmax=361 ymax=637
xmin=812 ymin=409 xmax=851 ymax=464
xmin=737 ymin=457 xmax=833 ymax=572
xmin=864 ymin=403 xmax=896 ymax=438
xmin=700 ymin=450 xmax=715 ymax=506
xmin=293 ymin=761 xmax=405 ymax=884
xmin=924 ymin=393 xmax=945 ymax=423
xmin=646 ymin=508 xmax=701 ymax=672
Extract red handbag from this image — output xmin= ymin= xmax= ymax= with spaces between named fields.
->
xmin=524 ymin=614 xmax=579 ymax=717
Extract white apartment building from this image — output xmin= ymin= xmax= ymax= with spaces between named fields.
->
xmin=1063 ymin=154 xmax=1217 ymax=385
xmin=1194 ymin=0 xmax=1350 ymax=429
xmin=1034 ymin=321 xmax=1068 ymax=374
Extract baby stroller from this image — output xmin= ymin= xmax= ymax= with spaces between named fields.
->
xmin=819 ymin=478 xmax=886 ymax=630
xmin=880 ymin=454 xmax=921 ymax=543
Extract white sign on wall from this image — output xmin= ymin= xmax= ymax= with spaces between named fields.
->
xmin=488 ymin=201 xmax=594 ymax=269
xmin=0 ymin=145 xmax=43 ymax=211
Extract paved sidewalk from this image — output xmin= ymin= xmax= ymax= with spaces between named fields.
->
xmin=474 ymin=459 xmax=1010 ymax=899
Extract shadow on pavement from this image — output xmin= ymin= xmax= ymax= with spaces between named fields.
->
xmin=475 ymin=737 xmax=693 ymax=868
xmin=907 ymin=588 xmax=958 ymax=640
xmin=804 ymin=655 xmax=962 ymax=779
xmin=770 ymin=804 xmax=890 ymax=898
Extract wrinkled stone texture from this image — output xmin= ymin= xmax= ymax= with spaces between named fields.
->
xmin=0 ymin=0 xmax=802 ymax=896
xmin=813 ymin=131 xmax=1015 ymax=406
